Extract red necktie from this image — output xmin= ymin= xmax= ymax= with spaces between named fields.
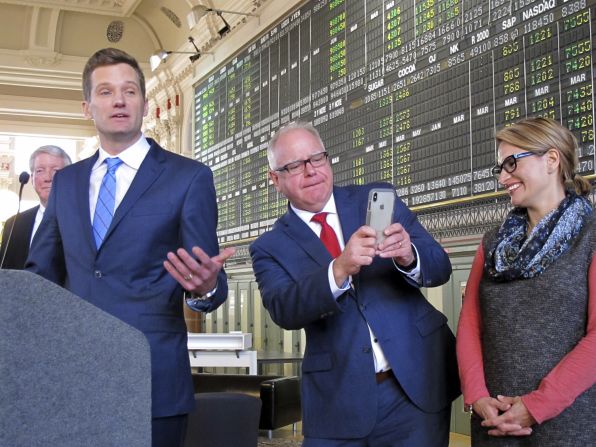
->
xmin=311 ymin=212 xmax=341 ymax=258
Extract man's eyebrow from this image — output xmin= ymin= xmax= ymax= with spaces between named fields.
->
xmin=95 ymin=81 xmax=140 ymax=89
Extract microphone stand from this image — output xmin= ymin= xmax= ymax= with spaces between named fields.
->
xmin=0 ymin=172 xmax=30 ymax=269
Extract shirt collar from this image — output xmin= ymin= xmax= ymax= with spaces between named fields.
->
xmin=93 ymin=134 xmax=151 ymax=171
xmin=291 ymin=194 xmax=337 ymax=223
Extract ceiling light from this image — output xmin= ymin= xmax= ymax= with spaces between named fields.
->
xmin=187 ymin=5 xmax=259 ymax=30
xmin=149 ymin=37 xmax=212 ymax=71
xmin=216 ymin=12 xmax=231 ymax=38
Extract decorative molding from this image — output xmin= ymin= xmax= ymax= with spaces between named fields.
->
xmin=1 ymin=0 xmax=140 ymax=17
xmin=160 ymin=7 xmax=181 ymax=28
xmin=23 ymin=51 xmax=62 ymax=67
xmin=107 ymin=20 xmax=124 ymax=43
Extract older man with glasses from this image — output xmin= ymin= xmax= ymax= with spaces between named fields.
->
xmin=250 ymin=120 xmax=460 ymax=447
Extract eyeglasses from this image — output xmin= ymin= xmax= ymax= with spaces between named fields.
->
xmin=491 ymin=151 xmax=536 ymax=178
xmin=275 ymin=151 xmax=329 ymax=175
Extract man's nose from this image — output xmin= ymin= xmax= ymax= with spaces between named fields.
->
xmin=303 ymin=160 xmax=316 ymax=175
xmin=113 ymin=91 xmax=125 ymax=105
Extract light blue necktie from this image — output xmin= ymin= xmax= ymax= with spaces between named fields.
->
xmin=93 ymin=157 xmax=123 ymax=248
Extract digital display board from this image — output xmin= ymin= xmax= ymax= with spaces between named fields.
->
xmin=193 ymin=0 xmax=595 ymax=244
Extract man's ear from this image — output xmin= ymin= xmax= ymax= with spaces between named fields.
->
xmin=82 ymin=101 xmax=92 ymax=120
xmin=269 ymin=170 xmax=281 ymax=192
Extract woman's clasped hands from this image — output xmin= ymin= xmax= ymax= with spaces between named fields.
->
xmin=473 ymin=395 xmax=536 ymax=437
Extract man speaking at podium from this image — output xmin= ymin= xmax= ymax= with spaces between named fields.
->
xmin=27 ymin=48 xmax=234 ymax=447
xmin=250 ymin=121 xmax=459 ymax=447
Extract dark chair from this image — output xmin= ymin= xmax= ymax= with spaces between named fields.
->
xmin=191 ymin=373 xmax=301 ymax=436
xmin=185 ymin=392 xmax=261 ymax=447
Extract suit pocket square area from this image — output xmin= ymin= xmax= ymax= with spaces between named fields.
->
xmin=301 ymin=352 xmax=333 ymax=373
xmin=131 ymin=204 xmax=173 ymax=216
xmin=415 ymin=310 xmax=448 ymax=337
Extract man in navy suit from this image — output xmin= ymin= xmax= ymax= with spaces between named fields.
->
xmin=250 ymin=121 xmax=459 ymax=446
xmin=0 ymin=145 xmax=71 ymax=269
xmin=27 ymin=48 xmax=234 ymax=447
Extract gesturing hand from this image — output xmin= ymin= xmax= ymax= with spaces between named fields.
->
xmin=164 ymin=246 xmax=236 ymax=296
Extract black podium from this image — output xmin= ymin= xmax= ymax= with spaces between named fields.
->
xmin=0 ymin=270 xmax=151 ymax=446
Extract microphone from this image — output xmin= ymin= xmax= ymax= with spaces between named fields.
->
xmin=0 ymin=171 xmax=30 ymax=269
xmin=18 ymin=171 xmax=30 ymax=200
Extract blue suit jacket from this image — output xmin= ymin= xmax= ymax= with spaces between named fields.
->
xmin=26 ymin=139 xmax=228 ymax=417
xmin=250 ymin=184 xmax=459 ymax=439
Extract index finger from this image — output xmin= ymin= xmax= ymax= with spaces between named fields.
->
xmin=358 ymin=225 xmax=377 ymax=238
xmin=190 ymin=246 xmax=211 ymax=264
xmin=384 ymin=222 xmax=405 ymax=236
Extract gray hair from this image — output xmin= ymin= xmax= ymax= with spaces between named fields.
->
xmin=29 ymin=145 xmax=72 ymax=172
xmin=267 ymin=121 xmax=325 ymax=169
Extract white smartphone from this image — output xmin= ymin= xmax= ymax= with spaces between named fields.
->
xmin=365 ymin=188 xmax=396 ymax=244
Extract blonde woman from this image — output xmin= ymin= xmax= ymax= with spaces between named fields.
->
xmin=457 ymin=117 xmax=595 ymax=446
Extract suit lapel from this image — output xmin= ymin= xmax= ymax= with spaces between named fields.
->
xmin=334 ymin=186 xmax=362 ymax=244
xmin=102 ymin=141 xmax=165 ymax=245
xmin=280 ymin=206 xmax=332 ymax=267
xmin=20 ymin=206 xmax=38 ymax=236
xmin=279 ymin=187 xmax=365 ymax=268
xmin=335 ymin=186 xmax=365 ymax=290
xmin=77 ymin=153 xmax=99 ymax=253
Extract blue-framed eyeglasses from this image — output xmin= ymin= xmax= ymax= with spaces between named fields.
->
xmin=275 ymin=151 xmax=329 ymax=175
xmin=491 ymin=151 xmax=536 ymax=178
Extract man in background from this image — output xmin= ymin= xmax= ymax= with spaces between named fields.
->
xmin=250 ymin=121 xmax=459 ymax=446
xmin=27 ymin=48 xmax=234 ymax=446
xmin=0 ymin=145 xmax=71 ymax=269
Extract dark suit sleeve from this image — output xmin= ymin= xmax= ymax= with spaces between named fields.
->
xmin=393 ymin=195 xmax=452 ymax=288
xmin=0 ymin=214 xmax=16 ymax=267
xmin=250 ymin=239 xmax=343 ymax=330
xmin=25 ymin=174 xmax=66 ymax=285
xmin=179 ymin=165 xmax=228 ymax=312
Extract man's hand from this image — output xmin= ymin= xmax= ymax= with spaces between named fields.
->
xmin=332 ymin=226 xmax=376 ymax=286
xmin=481 ymin=395 xmax=535 ymax=437
xmin=376 ymin=223 xmax=415 ymax=267
xmin=164 ymin=246 xmax=236 ymax=296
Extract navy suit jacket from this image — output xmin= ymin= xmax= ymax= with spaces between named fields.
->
xmin=250 ymin=184 xmax=459 ymax=439
xmin=26 ymin=139 xmax=228 ymax=417
xmin=0 ymin=205 xmax=38 ymax=270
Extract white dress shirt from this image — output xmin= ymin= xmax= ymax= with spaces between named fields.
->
xmin=30 ymin=204 xmax=45 ymax=246
xmin=89 ymin=135 xmax=150 ymax=221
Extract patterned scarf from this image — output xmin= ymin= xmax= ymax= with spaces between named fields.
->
xmin=485 ymin=192 xmax=593 ymax=281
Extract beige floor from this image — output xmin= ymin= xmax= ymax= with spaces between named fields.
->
xmin=449 ymin=432 xmax=471 ymax=447
xmin=267 ymin=423 xmax=471 ymax=446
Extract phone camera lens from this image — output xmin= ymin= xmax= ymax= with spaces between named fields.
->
xmin=373 ymin=192 xmax=377 ymax=201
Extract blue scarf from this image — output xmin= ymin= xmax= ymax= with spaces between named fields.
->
xmin=485 ymin=192 xmax=593 ymax=281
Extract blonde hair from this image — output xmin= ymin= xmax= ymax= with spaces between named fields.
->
xmin=496 ymin=117 xmax=592 ymax=196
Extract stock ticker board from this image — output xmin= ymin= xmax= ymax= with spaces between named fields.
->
xmin=193 ymin=0 xmax=596 ymax=244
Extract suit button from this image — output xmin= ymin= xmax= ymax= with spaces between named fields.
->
xmin=94 ymin=270 xmax=102 ymax=278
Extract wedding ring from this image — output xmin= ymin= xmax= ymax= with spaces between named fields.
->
xmin=398 ymin=241 xmax=402 ymax=248
xmin=184 ymin=273 xmax=193 ymax=281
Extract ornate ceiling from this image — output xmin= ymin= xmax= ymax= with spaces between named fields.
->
xmin=0 ymin=0 xmax=268 ymax=138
